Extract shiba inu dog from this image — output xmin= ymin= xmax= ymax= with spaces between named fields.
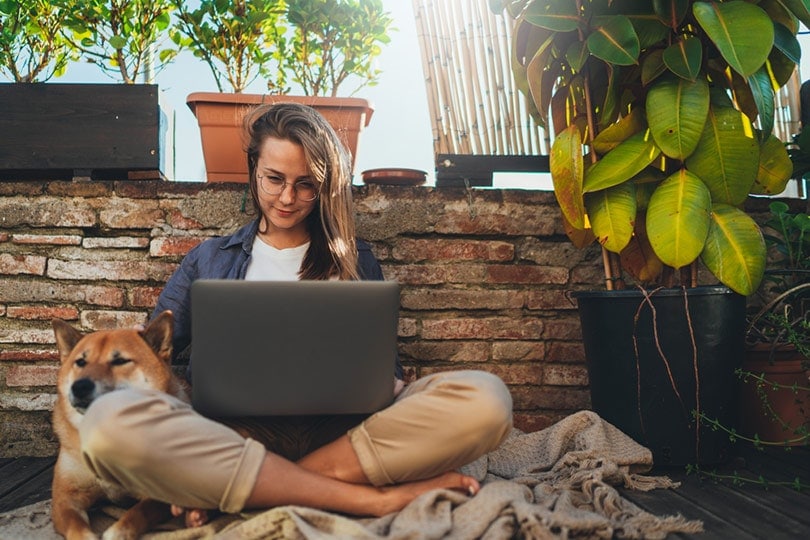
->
xmin=51 ymin=311 xmax=188 ymax=540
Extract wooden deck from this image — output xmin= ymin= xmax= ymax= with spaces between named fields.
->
xmin=1 ymin=446 xmax=808 ymax=538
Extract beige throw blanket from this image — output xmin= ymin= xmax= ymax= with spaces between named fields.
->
xmin=0 ymin=411 xmax=703 ymax=539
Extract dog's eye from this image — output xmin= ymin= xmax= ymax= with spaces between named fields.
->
xmin=75 ymin=359 xmax=87 ymax=368
xmin=110 ymin=357 xmax=131 ymax=366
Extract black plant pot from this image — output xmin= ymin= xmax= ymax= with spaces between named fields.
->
xmin=574 ymin=286 xmax=746 ymax=467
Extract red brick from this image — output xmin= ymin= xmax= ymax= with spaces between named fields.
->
xmin=401 ymin=288 xmax=524 ymax=310
xmin=543 ymin=318 xmax=582 ymax=340
xmin=512 ymin=412 xmax=565 ymax=433
xmin=392 ymin=239 xmax=514 ymax=263
xmin=150 ymin=236 xmax=206 ymax=257
xmin=47 ymin=259 xmax=177 ymax=281
xmin=166 ymin=208 xmax=205 ymax=230
xmin=130 ymin=286 xmax=163 ymax=308
xmin=6 ymin=306 xmax=79 ymax=321
xmin=398 ymin=318 xmax=417 ymax=337
xmin=421 ymin=317 xmax=543 ymax=340
xmin=0 ymin=349 xmax=59 ymax=362
xmin=382 ymin=264 xmax=486 ymax=285
xmin=492 ymin=341 xmax=545 ymax=361
xmin=96 ymin=198 xmax=163 ymax=229
xmin=546 ymin=341 xmax=586 ymax=363
xmin=400 ymin=341 xmax=490 ymax=363
xmin=80 ymin=311 xmax=149 ymax=330
xmin=0 ymin=254 xmax=46 ymax=276
xmin=526 ymin=289 xmax=579 ymax=311
xmin=543 ymin=364 xmax=589 ymax=386
xmin=12 ymin=234 xmax=82 ymax=245
xmin=6 ymin=365 xmax=59 ymax=387
xmin=510 ymin=386 xmax=591 ymax=410
xmin=486 ymin=265 xmax=568 ymax=284
xmin=48 ymin=180 xmax=112 ymax=197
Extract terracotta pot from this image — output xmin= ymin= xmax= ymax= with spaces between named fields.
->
xmin=186 ymin=92 xmax=374 ymax=182
xmin=739 ymin=344 xmax=810 ymax=445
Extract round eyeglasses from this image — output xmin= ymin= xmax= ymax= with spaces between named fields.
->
xmin=257 ymin=174 xmax=319 ymax=201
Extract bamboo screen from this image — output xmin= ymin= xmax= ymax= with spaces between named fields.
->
xmin=412 ymin=0 xmax=549 ymax=157
xmin=412 ymin=0 xmax=801 ymax=157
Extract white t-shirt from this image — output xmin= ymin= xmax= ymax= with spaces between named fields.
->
xmin=245 ymin=237 xmax=309 ymax=281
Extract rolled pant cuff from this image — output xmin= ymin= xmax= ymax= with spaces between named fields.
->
xmin=219 ymin=438 xmax=267 ymax=513
xmin=348 ymin=423 xmax=393 ymax=486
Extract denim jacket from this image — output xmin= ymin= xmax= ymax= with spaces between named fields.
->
xmin=152 ymin=219 xmax=402 ymax=379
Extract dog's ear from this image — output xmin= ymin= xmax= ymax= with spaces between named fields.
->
xmin=141 ymin=311 xmax=174 ymax=363
xmin=52 ymin=319 xmax=83 ymax=362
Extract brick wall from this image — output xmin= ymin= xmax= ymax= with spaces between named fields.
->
xmin=1 ymin=180 xmax=793 ymax=457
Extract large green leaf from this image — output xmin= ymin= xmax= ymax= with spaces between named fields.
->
xmin=550 ymin=125 xmax=586 ymax=229
xmin=525 ymin=0 xmax=580 ymax=32
xmin=685 ymin=106 xmax=760 ymax=205
xmin=752 ymin=133 xmax=793 ymax=195
xmin=747 ymin=67 xmax=775 ymax=139
xmin=641 ymin=49 xmax=667 ymax=85
xmin=585 ymin=182 xmax=637 ymax=253
xmin=701 ymin=204 xmax=766 ymax=296
xmin=773 ymin=22 xmax=801 ymax=65
xmin=653 ymin=0 xmax=690 ymax=28
xmin=592 ymin=106 xmax=646 ymax=154
xmin=662 ymin=37 xmax=702 ymax=81
xmin=646 ymin=77 xmax=709 ymax=160
xmin=587 ymin=15 xmax=640 ymax=66
xmin=692 ymin=1 xmax=774 ymax=77
xmin=646 ymin=169 xmax=712 ymax=268
xmin=584 ymin=130 xmax=661 ymax=192
xmin=777 ymin=0 xmax=810 ymax=30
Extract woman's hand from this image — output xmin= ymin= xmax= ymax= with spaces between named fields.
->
xmin=394 ymin=378 xmax=405 ymax=397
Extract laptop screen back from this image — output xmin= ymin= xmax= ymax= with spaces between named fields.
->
xmin=190 ymin=280 xmax=399 ymax=417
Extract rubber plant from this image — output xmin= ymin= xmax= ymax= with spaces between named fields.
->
xmin=494 ymin=0 xmax=800 ymax=296
xmin=0 ymin=0 xmax=76 ymax=82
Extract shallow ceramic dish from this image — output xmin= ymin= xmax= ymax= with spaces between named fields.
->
xmin=361 ymin=168 xmax=427 ymax=186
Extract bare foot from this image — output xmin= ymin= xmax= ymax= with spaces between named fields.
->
xmin=373 ymin=472 xmax=479 ymax=516
xmin=170 ymin=505 xmax=214 ymax=528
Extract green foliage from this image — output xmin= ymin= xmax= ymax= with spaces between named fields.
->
xmin=61 ymin=0 xmax=177 ymax=84
xmin=171 ymin=0 xmax=394 ymax=95
xmin=280 ymin=0 xmax=393 ymax=97
xmin=747 ymin=203 xmax=810 ymax=351
xmin=493 ymin=0 xmax=800 ymax=295
xmin=171 ymin=0 xmax=284 ymax=93
xmin=0 ymin=0 xmax=76 ymax=82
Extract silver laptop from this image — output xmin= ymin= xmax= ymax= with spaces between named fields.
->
xmin=190 ymin=279 xmax=399 ymax=417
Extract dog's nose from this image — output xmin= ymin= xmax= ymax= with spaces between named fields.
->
xmin=71 ymin=378 xmax=95 ymax=401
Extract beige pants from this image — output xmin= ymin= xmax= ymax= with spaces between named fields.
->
xmin=79 ymin=370 xmax=513 ymax=513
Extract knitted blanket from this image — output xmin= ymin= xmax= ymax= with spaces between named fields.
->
xmin=0 ymin=411 xmax=703 ymax=539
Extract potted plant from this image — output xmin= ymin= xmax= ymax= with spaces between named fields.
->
xmin=0 ymin=0 xmax=176 ymax=180
xmin=173 ymin=0 xmax=393 ymax=182
xmin=739 ymin=201 xmax=809 ymax=445
xmin=0 ymin=0 xmax=76 ymax=82
xmin=494 ymin=0 xmax=800 ymax=465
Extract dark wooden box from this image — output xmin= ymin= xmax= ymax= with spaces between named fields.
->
xmin=0 ymin=83 xmax=173 ymax=180
xmin=435 ymin=154 xmax=550 ymax=187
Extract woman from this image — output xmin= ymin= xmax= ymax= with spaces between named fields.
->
xmin=79 ymin=102 xmax=513 ymax=523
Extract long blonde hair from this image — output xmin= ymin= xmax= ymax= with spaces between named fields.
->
xmin=244 ymin=102 xmax=359 ymax=280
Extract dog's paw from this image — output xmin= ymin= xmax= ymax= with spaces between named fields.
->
xmin=100 ymin=523 xmax=138 ymax=540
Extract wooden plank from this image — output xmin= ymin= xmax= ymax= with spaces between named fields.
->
xmin=0 ymin=458 xmax=55 ymax=500
xmin=621 ymin=484 xmax=758 ymax=539
xmin=0 ymin=465 xmax=53 ymax=513
xmin=672 ymin=473 xmax=810 ymax=538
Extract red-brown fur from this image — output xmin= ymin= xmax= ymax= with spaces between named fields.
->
xmin=50 ymin=311 xmax=188 ymax=540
